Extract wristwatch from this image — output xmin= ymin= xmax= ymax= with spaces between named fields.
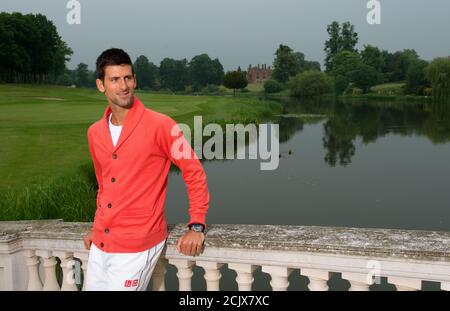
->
xmin=188 ymin=223 xmax=205 ymax=233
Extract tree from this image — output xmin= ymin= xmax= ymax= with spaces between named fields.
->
xmin=159 ymin=58 xmax=189 ymax=91
xmin=425 ymin=58 xmax=450 ymax=103
xmin=340 ymin=22 xmax=359 ymax=52
xmin=379 ymin=49 xmax=422 ymax=83
xmin=360 ymin=45 xmax=384 ymax=73
xmin=134 ymin=55 xmax=158 ymax=90
xmin=288 ymin=70 xmax=333 ymax=98
xmin=391 ymin=49 xmax=420 ymax=81
xmin=0 ymin=17 xmax=29 ymax=82
xmin=223 ymin=71 xmax=248 ymax=96
xmin=51 ymin=40 xmax=73 ymax=80
xmin=324 ymin=21 xmax=359 ymax=72
xmin=332 ymin=51 xmax=362 ymax=80
xmin=0 ymin=12 xmax=72 ymax=83
xmin=304 ymin=61 xmax=321 ymax=72
xmin=211 ymin=58 xmax=225 ymax=85
xmin=272 ymin=44 xmax=300 ymax=84
xmin=75 ymin=63 xmax=89 ymax=87
xmin=405 ymin=60 xmax=429 ymax=95
xmin=380 ymin=50 xmax=397 ymax=82
xmin=294 ymin=52 xmax=321 ymax=73
xmin=324 ymin=21 xmax=341 ymax=72
xmin=189 ymin=54 xmax=224 ymax=91
xmin=350 ymin=64 xmax=380 ymax=93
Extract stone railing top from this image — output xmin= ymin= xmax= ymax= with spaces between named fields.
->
xmin=0 ymin=220 xmax=91 ymax=242
xmin=1 ymin=220 xmax=449 ymax=261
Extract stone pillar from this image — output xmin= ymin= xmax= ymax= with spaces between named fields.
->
xmin=301 ymin=268 xmax=330 ymax=291
xmin=261 ymin=265 xmax=293 ymax=291
xmin=228 ymin=263 xmax=257 ymax=291
xmin=74 ymin=251 xmax=89 ymax=291
xmin=36 ymin=250 xmax=60 ymax=291
xmin=196 ymin=261 xmax=224 ymax=291
xmin=152 ymin=258 xmax=168 ymax=291
xmin=341 ymin=272 xmax=372 ymax=291
xmin=168 ymin=259 xmax=194 ymax=291
xmin=53 ymin=251 xmax=78 ymax=291
xmin=388 ymin=276 xmax=422 ymax=291
xmin=24 ymin=250 xmax=42 ymax=291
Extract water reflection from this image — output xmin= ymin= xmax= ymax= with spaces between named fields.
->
xmin=170 ymin=98 xmax=450 ymax=169
xmin=281 ymin=98 xmax=450 ymax=167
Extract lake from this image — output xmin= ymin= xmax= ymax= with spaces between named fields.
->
xmin=166 ymin=98 xmax=450 ymax=232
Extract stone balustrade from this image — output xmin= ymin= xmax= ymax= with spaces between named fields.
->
xmin=0 ymin=220 xmax=449 ymax=291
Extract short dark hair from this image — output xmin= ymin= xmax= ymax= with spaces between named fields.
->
xmin=95 ymin=48 xmax=134 ymax=80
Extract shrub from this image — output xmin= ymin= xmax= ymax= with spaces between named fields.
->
xmin=263 ymin=79 xmax=284 ymax=93
xmin=288 ymin=70 xmax=333 ymax=98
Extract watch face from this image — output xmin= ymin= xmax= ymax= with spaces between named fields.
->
xmin=191 ymin=224 xmax=204 ymax=232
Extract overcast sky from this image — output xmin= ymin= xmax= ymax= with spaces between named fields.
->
xmin=1 ymin=0 xmax=449 ymax=71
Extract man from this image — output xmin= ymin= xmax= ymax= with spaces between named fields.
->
xmin=83 ymin=48 xmax=210 ymax=291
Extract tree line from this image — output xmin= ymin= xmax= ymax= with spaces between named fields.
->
xmin=267 ymin=21 xmax=450 ymax=103
xmin=0 ymin=12 xmax=73 ymax=83
xmin=67 ymin=53 xmax=226 ymax=93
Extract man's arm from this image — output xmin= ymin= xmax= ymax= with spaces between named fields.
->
xmin=159 ymin=117 xmax=210 ymax=256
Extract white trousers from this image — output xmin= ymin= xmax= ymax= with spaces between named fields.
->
xmin=85 ymin=240 xmax=165 ymax=291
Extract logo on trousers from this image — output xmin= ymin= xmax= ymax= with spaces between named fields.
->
xmin=124 ymin=279 xmax=139 ymax=287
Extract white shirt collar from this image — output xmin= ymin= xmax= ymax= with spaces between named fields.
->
xmin=109 ymin=113 xmax=123 ymax=127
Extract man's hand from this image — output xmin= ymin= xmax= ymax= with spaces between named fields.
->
xmin=83 ymin=230 xmax=93 ymax=250
xmin=176 ymin=230 xmax=205 ymax=256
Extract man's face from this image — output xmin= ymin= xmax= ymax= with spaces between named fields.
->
xmin=96 ymin=64 xmax=136 ymax=108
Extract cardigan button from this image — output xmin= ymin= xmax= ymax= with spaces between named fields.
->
xmin=104 ymin=228 xmax=110 ymax=234
xmin=100 ymin=242 xmax=104 ymax=247
xmin=107 ymin=203 xmax=112 ymax=208
xmin=111 ymin=177 xmax=116 ymax=183
xmin=112 ymin=154 xmax=117 ymax=159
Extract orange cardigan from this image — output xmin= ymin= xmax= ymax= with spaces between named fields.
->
xmin=87 ymin=96 xmax=209 ymax=253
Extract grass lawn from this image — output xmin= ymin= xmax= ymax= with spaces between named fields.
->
xmin=218 ymin=82 xmax=265 ymax=95
xmin=246 ymin=83 xmax=265 ymax=92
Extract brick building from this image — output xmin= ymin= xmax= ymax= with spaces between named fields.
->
xmin=246 ymin=64 xmax=272 ymax=84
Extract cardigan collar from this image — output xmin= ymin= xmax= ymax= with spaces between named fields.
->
xmin=101 ymin=96 xmax=145 ymax=151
